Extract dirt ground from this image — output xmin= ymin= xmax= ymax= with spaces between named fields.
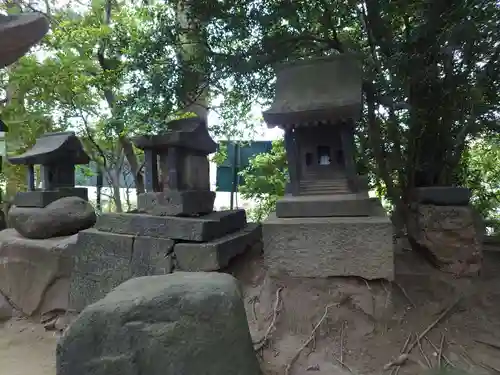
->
xmin=228 ymin=245 xmax=500 ymax=375
xmin=2 ymin=245 xmax=500 ymax=375
xmin=0 ymin=318 xmax=58 ymax=375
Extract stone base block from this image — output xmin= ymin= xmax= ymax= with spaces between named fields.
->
xmin=276 ymin=193 xmax=380 ymax=218
xmin=95 ymin=209 xmax=247 ymax=242
xmin=69 ymin=229 xmax=174 ymax=311
xmin=410 ymin=187 xmax=471 ymax=206
xmin=13 ymin=188 xmax=89 ymax=208
xmin=174 ymin=223 xmax=262 ymax=271
xmin=0 ymin=229 xmax=76 ymax=315
xmin=138 ymin=190 xmax=215 ymax=216
xmin=263 ymin=214 xmax=394 ymax=280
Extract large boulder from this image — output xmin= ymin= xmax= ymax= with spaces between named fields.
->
xmin=408 ymin=204 xmax=482 ymax=276
xmin=8 ymin=196 xmax=96 ymax=239
xmin=0 ymin=229 xmax=75 ymax=315
xmin=57 ymin=272 xmax=262 ymax=375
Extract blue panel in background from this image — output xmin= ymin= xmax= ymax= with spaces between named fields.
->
xmin=215 ymin=141 xmax=273 ymax=192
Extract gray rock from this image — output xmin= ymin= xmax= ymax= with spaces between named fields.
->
xmin=0 ymin=229 xmax=75 ymax=315
xmin=8 ymin=196 xmax=96 ymax=239
xmin=58 ymin=273 xmax=262 ymax=375
xmin=0 ymin=293 xmax=13 ymax=321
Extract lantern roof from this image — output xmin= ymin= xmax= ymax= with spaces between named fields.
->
xmin=0 ymin=13 xmax=49 ymax=68
xmin=9 ymin=131 xmax=90 ymax=165
xmin=263 ymin=54 xmax=363 ymax=129
xmin=133 ymin=117 xmax=217 ymax=155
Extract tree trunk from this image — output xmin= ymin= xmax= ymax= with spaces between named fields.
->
xmin=175 ymin=0 xmax=210 ymax=121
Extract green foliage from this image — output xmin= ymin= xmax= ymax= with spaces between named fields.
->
xmin=211 ymin=143 xmax=228 ymax=166
xmin=239 ymin=139 xmax=287 ymax=221
xmin=459 ymin=136 xmax=500 ymax=223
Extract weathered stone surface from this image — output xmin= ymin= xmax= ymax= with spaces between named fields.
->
xmin=408 ymin=204 xmax=482 ymax=276
xmin=57 ymin=273 xmax=262 ymax=375
xmin=69 ymin=229 xmax=135 ymax=311
xmin=175 ymin=223 xmax=262 ymax=271
xmin=0 ymin=293 xmax=13 ymax=321
xmin=132 ymin=236 xmax=175 ymax=275
xmin=38 ymin=277 xmax=70 ymax=316
xmin=138 ymin=190 xmax=215 ymax=216
xmin=0 ymin=13 xmax=49 ymax=68
xmin=8 ymin=196 xmax=96 ymax=239
xmin=263 ymin=214 xmax=394 ymax=280
xmin=96 ymin=209 xmax=247 ymax=241
xmin=12 ymin=188 xmax=89 ymax=208
xmin=0 ymin=229 xmax=75 ymax=315
xmin=411 ymin=187 xmax=471 ymax=206
xmin=276 ymin=193 xmax=378 ymax=218
xmin=70 ymin=230 xmax=176 ymax=311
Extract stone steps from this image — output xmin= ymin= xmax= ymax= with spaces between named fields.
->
xmin=299 ymin=179 xmax=350 ymax=195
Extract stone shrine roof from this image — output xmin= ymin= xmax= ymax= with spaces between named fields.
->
xmin=263 ymin=55 xmax=363 ymax=129
xmin=9 ymin=131 xmax=90 ymax=165
xmin=133 ymin=117 xmax=217 ymax=155
xmin=0 ymin=13 xmax=49 ymax=69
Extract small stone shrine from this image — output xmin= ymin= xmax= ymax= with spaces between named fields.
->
xmin=262 ymin=55 xmax=394 ymax=280
xmin=69 ymin=117 xmax=261 ymax=312
xmin=0 ymin=131 xmax=96 ymax=317
xmin=133 ymin=116 xmax=216 ymax=216
xmin=9 ymin=131 xmax=90 ymax=208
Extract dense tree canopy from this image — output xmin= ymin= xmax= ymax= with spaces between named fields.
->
xmin=1 ymin=0 xmax=499 ymax=223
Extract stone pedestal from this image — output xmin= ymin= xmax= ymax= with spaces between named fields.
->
xmin=263 ymin=214 xmax=393 ymax=280
xmin=410 ymin=186 xmax=472 ymax=206
xmin=70 ymin=210 xmax=261 ymax=311
xmin=137 ymin=190 xmax=215 ymax=216
xmin=276 ymin=193 xmax=382 ymax=218
xmin=13 ymin=188 xmax=88 ymax=208
xmin=408 ymin=204 xmax=482 ymax=276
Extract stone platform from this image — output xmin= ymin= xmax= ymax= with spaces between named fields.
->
xmin=263 ymin=214 xmax=394 ymax=280
xmin=70 ymin=209 xmax=261 ymax=311
xmin=276 ymin=193 xmax=382 ymax=217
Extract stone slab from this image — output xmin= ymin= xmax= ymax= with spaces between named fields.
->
xmin=0 ymin=229 xmax=76 ymax=315
xmin=263 ymin=214 xmax=394 ymax=280
xmin=174 ymin=223 xmax=262 ymax=271
xmin=13 ymin=188 xmax=89 ymax=208
xmin=276 ymin=193 xmax=379 ymax=218
xmin=410 ymin=187 xmax=471 ymax=206
xmin=132 ymin=236 xmax=175 ymax=275
xmin=69 ymin=229 xmax=135 ymax=311
xmin=95 ymin=209 xmax=247 ymax=242
xmin=69 ymin=230 xmax=178 ymax=311
xmin=137 ymin=190 xmax=215 ymax=216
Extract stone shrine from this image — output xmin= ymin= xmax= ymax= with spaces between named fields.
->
xmin=8 ymin=131 xmax=90 ymax=208
xmin=133 ymin=116 xmax=216 ymax=216
xmin=69 ymin=117 xmax=261 ymax=311
xmin=0 ymin=132 xmax=96 ymax=317
xmin=262 ymin=55 xmax=394 ymax=280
